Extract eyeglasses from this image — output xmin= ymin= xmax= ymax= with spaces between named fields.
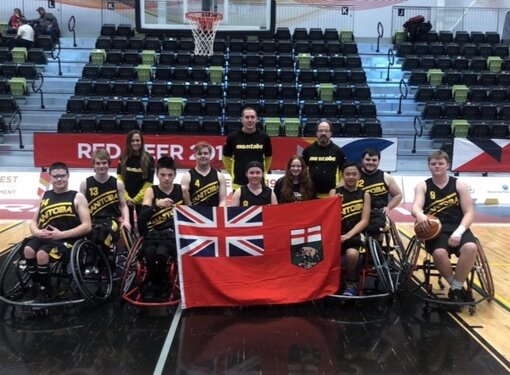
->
xmin=51 ymin=174 xmax=68 ymax=180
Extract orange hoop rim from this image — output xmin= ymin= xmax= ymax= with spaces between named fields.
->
xmin=185 ymin=11 xmax=223 ymax=23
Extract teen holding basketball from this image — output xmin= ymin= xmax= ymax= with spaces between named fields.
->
xmin=411 ymin=150 xmax=477 ymax=304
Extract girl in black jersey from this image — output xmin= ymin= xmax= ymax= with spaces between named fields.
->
xmin=138 ymin=156 xmax=183 ymax=300
xmin=329 ymin=162 xmax=370 ymax=296
xmin=274 ymin=155 xmax=316 ymax=203
xmin=230 ymin=161 xmax=277 ymax=207
xmin=117 ymin=130 xmax=155 ymax=234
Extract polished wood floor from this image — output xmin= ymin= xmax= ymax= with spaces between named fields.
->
xmin=1 ymin=219 xmax=509 ymax=374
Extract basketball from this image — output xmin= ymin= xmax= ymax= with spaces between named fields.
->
xmin=414 ymin=215 xmax=442 ymax=241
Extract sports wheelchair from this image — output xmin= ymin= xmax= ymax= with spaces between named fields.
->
xmin=120 ymin=235 xmax=180 ymax=308
xmin=330 ymin=218 xmax=408 ymax=301
xmin=88 ymin=221 xmax=134 ymax=283
xmin=0 ymin=237 xmax=113 ymax=310
xmin=405 ymin=235 xmax=495 ymax=315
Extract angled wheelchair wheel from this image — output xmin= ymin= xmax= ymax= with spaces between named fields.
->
xmin=0 ymin=241 xmax=30 ymax=299
xmin=120 ymin=237 xmax=143 ymax=297
xmin=400 ymin=236 xmax=421 ymax=291
xmin=368 ymin=236 xmax=395 ymax=294
xmin=473 ymin=238 xmax=495 ymax=302
xmin=388 ymin=219 xmax=406 ymax=264
xmin=70 ymin=239 xmax=113 ymax=303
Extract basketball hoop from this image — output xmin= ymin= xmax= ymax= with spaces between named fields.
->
xmin=185 ymin=11 xmax=223 ymax=56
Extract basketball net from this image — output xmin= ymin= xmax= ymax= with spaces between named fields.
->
xmin=186 ymin=11 xmax=223 ymax=56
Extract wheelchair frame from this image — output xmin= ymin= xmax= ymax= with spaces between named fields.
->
xmin=0 ymin=237 xmax=113 ymax=309
xmin=405 ymin=235 xmax=495 ymax=315
xmin=330 ymin=218 xmax=407 ymax=301
xmin=120 ymin=237 xmax=181 ymax=308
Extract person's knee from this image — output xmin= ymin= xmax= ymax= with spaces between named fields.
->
xmin=432 ymin=247 xmax=449 ymax=260
xmin=345 ymin=248 xmax=359 ymax=262
xmin=24 ymin=246 xmax=36 ymax=259
xmin=36 ymin=250 xmax=49 ymax=264
xmin=459 ymin=242 xmax=477 ymax=259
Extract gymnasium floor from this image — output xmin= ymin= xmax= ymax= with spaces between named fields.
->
xmin=1 ymin=207 xmax=509 ymax=374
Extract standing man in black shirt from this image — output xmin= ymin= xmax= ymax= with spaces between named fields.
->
xmin=302 ymin=120 xmax=346 ymax=198
xmin=223 ymin=107 xmax=272 ymax=190
xmin=181 ymin=141 xmax=226 ymax=207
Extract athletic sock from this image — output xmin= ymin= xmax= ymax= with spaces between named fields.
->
xmin=451 ymin=279 xmax=464 ymax=290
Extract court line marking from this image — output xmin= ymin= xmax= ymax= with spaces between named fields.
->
xmin=0 ymin=221 xmax=24 ymax=235
xmin=450 ymin=312 xmax=510 ymax=373
xmin=154 ymin=302 xmax=183 ymax=375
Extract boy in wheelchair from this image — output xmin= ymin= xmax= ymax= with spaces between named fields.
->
xmin=412 ymin=151 xmax=477 ymax=304
xmin=330 ymin=162 xmax=371 ymax=296
xmin=137 ymin=156 xmax=187 ymax=301
xmin=80 ymin=149 xmax=131 ymax=266
xmin=24 ymin=162 xmax=91 ymax=300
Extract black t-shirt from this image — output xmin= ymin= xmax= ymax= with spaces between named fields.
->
xmin=302 ymin=141 xmax=345 ymax=194
xmin=223 ymin=129 xmax=272 ymax=185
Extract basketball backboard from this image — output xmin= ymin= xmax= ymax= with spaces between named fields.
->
xmin=136 ymin=0 xmax=276 ymax=35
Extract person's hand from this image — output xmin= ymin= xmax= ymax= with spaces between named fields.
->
xmin=341 ymin=233 xmax=351 ymax=243
xmin=448 ymin=234 xmax=461 ymax=248
xmin=41 ymin=225 xmax=64 ymax=240
xmin=155 ymin=198 xmax=174 ymax=209
xmin=121 ymin=221 xmax=131 ymax=233
xmin=126 ymin=199 xmax=135 ymax=207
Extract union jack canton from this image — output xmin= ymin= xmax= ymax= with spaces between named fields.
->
xmin=174 ymin=206 xmax=264 ymax=258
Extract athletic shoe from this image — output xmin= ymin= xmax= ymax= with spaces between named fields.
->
xmin=343 ymin=282 xmax=358 ymax=297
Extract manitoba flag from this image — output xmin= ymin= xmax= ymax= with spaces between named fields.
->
xmin=174 ymin=196 xmax=342 ymax=308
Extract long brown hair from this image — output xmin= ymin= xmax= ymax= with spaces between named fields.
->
xmin=279 ymin=155 xmax=315 ymax=202
xmin=119 ymin=130 xmax=152 ymax=179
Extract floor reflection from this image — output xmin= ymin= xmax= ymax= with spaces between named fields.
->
xmin=0 ymin=294 xmax=506 ymax=374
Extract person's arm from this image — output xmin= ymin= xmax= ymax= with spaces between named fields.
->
xmin=449 ymin=179 xmax=475 ymax=247
xmin=117 ymin=180 xmax=131 ymax=232
xmin=384 ymin=172 xmax=403 ymax=214
xmin=270 ymin=191 xmax=278 ymax=205
xmin=230 ymin=188 xmax=241 ymax=207
xmin=29 ymin=203 xmax=44 ymax=238
xmin=335 ymin=148 xmax=346 ymax=186
xmin=411 ymin=181 xmax=430 ymax=232
xmin=180 ymin=172 xmax=192 ymax=206
xmin=217 ymin=172 xmax=227 ymax=207
xmin=132 ymin=182 xmax=153 ymax=205
xmin=328 ymin=188 xmax=337 ymax=197
xmin=264 ymin=135 xmax=273 ymax=172
xmin=343 ymin=192 xmax=371 ymax=241
xmin=138 ymin=187 xmax=155 ymax=231
xmin=222 ymin=135 xmax=234 ymax=175
xmin=116 ymin=170 xmax=132 ymax=202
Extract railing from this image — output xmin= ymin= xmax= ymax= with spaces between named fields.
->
xmin=376 ymin=21 xmax=384 ymax=53
xmin=51 ymin=41 xmax=62 ymax=76
xmin=397 ymin=78 xmax=408 ymax=115
xmin=68 ymin=15 xmax=77 ymax=47
xmin=32 ymin=72 xmax=45 ymax=109
xmin=7 ymin=108 xmax=23 ymax=149
xmin=386 ymin=48 xmax=394 ymax=82
xmin=391 ymin=6 xmax=510 ymax=36
xmin=412 ymin=115 xmax=423 ymax=154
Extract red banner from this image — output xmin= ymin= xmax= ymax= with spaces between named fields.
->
xmin=33 ymin=133 xmax=311 ymax=170
xmin=174 ymin=197 xmax=341 ymax=308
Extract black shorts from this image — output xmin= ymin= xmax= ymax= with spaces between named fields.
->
xmin=25 ymin=237 xmax=71 ymax=254
xmin=341 ymin=234 xmax=364 ymax=253
xmin=140 ymin=229 xmax=176 ymax=259
xmin=367 ymin=210 xmax=387 ymax=236
xmin=423 ymin=229 xmax=476 ymax=255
